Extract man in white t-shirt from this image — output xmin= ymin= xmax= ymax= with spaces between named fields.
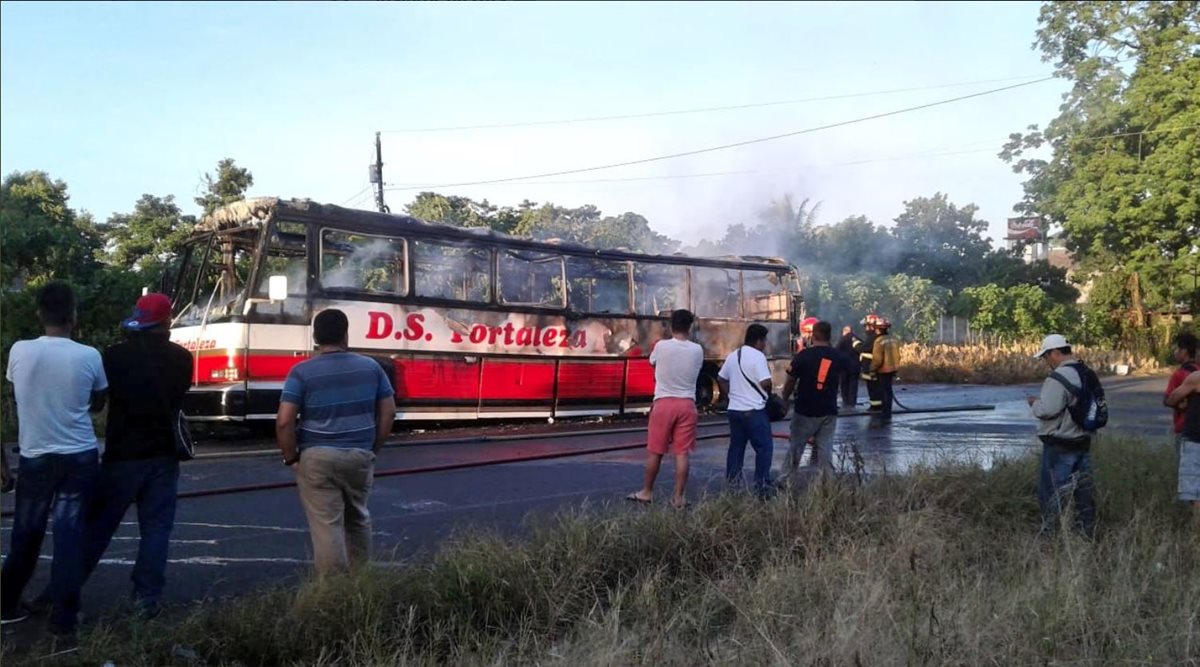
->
xmin=1 ymin=282 xmax=107 ymax=637
xmin=627 ymin=309 xmax=703 ymax=509
xmin=718 ymin=323 xmax=775 ymax=497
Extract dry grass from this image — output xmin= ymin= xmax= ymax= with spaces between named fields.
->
xmin=899 ymin=342 xmax=1163 ymax=384
xmin=69 ymin=437 xmax=1199 ymax=667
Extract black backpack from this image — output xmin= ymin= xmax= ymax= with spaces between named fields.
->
xmin=1049 ymin=362 xmax=1108 ymax=432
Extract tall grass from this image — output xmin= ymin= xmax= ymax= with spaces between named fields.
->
xmin=75 ymin=438 xmax=1198 ymax=666
xmin=899 ymin=342 xmax=1163 ymax=384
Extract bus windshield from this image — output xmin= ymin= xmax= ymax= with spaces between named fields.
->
xmin=171 ymin=229 xmax=259 ymax=326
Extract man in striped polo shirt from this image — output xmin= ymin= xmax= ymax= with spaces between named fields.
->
xmin=276 ymin=309 xmax=396 ymax=575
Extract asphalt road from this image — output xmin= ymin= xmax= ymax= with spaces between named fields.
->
xmin=0 ymin=374 xmax=1171 ymax=653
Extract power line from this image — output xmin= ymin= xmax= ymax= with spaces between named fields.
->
xmin=384 ymin=146 xmax=998 ymax=190
xmin=379 ymin=74 xmax=1050 ymax=133
xmin=339 ymin=184 xmax=371 ymax=206
xmin=377 ymin=124 xmax=1198 ymax=192
xmin=382 ymin=77 xmax=1055 ymax=192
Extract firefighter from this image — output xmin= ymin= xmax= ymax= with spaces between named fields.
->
xmin=870 ymin=316 xmax=901 ymax=419
xmin=860 ymin=314 xmax=882 ymax=412
xmin=800 ymin=317 xmax=818 ymax=350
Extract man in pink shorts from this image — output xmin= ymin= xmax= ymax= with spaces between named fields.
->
xmin=627 ymin=309 xmax=704 ymax=509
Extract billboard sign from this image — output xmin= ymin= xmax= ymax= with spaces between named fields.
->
xmin=1006 ymin=216 xmax=1044 ymax=241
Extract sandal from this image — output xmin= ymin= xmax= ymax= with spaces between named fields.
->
xmin=625 ymin=492 xmax=652 ymax=504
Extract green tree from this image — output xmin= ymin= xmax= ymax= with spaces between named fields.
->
xmin=101 ymin=194 xmax=197 ymax=274
xmin=810 ymin=215 xmax=898 ymax=275
xmin=1000 ymin=1 xmax=1200 ymax=310
xmin=890 ymin=193 xmax=993 ymax=291
xmin=195 ymin=158 xmax=254 ymax=216
xmin=0 ymin=171 xmax=103 ymax=289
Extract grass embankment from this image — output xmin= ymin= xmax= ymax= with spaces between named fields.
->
xmin=79 ymin=438 xmax=1197 ymax=666
xmin=899 ymin=342 xmax=1162 ymax=384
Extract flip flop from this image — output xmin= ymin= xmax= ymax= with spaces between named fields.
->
xmin=625 ymin=492 xmax=652 ymax=504
xmin=671 ymin=501 xmax=691 ymax=511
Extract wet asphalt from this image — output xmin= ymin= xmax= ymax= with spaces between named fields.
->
xmin=0 ymin=374 xmax=1170 ymax=653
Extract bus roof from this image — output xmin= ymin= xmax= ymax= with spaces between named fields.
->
xmin=197 ymin=197 xmax=796 ymax=273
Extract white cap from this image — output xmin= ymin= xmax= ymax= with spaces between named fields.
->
xmin=1034 ymin=333 xmax=1070 ymax=359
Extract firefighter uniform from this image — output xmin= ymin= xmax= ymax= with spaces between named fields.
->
xmin=870 ymin=323 xmax=900 ymax=418
xmin=859 ymin=318 xmax=881 ymax=412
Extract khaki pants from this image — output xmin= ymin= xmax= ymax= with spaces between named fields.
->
xmin=295 ymin=447 xmax=375 ymax=575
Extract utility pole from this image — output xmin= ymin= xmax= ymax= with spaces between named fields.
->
xmin=369 ymin=131 xmax=389 ymax=214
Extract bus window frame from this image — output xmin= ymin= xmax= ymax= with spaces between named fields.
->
xmin=631 ymin=262 xmax=690 ymax=317
xmin=690 ymin=266 xmax=744 ymax=320
xmin=497 ymin=248 xmax=567 ymax=309
xmin=170 ymin=231 xmax=213 ymax=316
xmin=318 ymin=226 xmax=410 ymax=298
xmin=408 ymin=237 xmax=496 ymax=307
xmin=565 ymin=257 xmax=633 ymax=316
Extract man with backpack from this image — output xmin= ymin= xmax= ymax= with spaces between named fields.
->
xmin=1027 ymin=334 xmax=1106 ymax=536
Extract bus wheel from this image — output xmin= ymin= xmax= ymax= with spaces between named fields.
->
xmin=695 ymin=365 xmax=721 ymax=409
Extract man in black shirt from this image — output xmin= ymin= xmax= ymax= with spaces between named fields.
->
xmin=780 ymin=321 xmax=847 ymax=482
xmin=66 ymin=293 xmax=192 ymax=617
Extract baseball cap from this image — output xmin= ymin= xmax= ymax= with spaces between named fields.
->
xmin=123 ymin=293 xmax=173 ymax=330
xmin=1033 ymin=333 xmax=1070 ymax=359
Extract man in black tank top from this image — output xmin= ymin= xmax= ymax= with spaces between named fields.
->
xmin=1165 ymin=369 xmax=1200 ymax=508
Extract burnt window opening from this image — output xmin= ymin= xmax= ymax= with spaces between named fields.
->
xmin=743 ymin=270 xmax=789 ymax=321
xmin=499 ymin=249 xmax=565 ymax=308
xmin=567 ymin=258 xmax=631 ymax=314
xmin=692 ymin=267 xmax=742 ymax=319
xmin=320 ymin=228 xmax=408 ymax=296
xmin=633 ymin=264 xmax=687 ymax=317
xmin=252 ymin=221 xmax=310 ymax=316
xmin=412 ymin=241 xmax=491 ymax=304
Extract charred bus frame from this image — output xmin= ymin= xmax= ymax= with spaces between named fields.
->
xmin=167 ymin=198 xmax=804 ymax=423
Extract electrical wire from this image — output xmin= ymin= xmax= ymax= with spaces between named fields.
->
xmin=383 ymin=146 xmax=997 ymax=190
xmin=379 ymin=74 xmax=1050 ymax=133
xmin=381 ymin=77 xmax=1054 ymax=192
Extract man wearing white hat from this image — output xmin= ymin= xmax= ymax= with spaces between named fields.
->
xmin=1027 ymin=333 xmax=1096 ymax=536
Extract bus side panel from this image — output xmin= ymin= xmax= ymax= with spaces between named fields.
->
xmin=392 ymin=354 xmax=481 ymax=419
xmin=623 ymin=358 xmax=655 ymax=413
xmin=555 ymin=359 xmax=625 ymax=416
xmin=478 ymin=359 xmax=555 ymax=417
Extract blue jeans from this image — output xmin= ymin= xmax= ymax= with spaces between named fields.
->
xmin=1038 ymin=442 xmax=1096 ymax=535
xmin=1 ymin=449 xmax=99 ymax=631
xmin=79 ymin=457 xmax=180 ymax=611
xmin=726 ymin=409 xmax=774 ymax=496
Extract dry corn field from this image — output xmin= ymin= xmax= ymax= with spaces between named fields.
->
xmin=898 ymin=342 xmax=1162 ymax=385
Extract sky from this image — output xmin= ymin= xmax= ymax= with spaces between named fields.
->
xmin=0 ymin=1 xmax=1068 ymax=249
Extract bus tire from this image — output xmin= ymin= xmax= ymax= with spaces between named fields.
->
xmin=695 ymin=364 xmax=722 ymax=410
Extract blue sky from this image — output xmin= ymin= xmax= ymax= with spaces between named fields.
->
xmin=0 ymin=1 xmax=1066 ymax=247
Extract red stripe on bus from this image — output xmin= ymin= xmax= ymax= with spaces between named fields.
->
xmin=394 ymin=359 xmax=480 ymax=400
xmin=557 ymin=361 xmax=625 ymax=399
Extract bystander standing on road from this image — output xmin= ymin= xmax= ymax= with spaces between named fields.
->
xmin=1163 ymin=333 xmax=1197 ymax=449
xmin=718 ymin=324 xmax=776 ymax=498
xmin=53 ymin=293 xmax=193 ymax=619
xmin=276 ymin=309 xmax=396 ymax=575
xmin=1 ymin=283 xmax=107 ymax=639
xmin=626 ymin=309 xmax=703 ymax=509
xmin=1164 ymin=365 xmax=1200 ymax=509
xmin=780 ymin=321 xmax=848 ymax=482
xmin=1027 ymin=334 xmax=1097 ymax=536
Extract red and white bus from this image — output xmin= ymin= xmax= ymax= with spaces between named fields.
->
xmin=167 ymin=198 xmax=804 ymax=423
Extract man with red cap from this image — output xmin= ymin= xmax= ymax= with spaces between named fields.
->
xmin=59 ymin=292 xmax=193 ymax=620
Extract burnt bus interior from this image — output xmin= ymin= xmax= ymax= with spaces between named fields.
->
xmin=168 ymin=202 xmax=801 ymax=330
xmin=166 ymin=199 xmax=802 ymax=421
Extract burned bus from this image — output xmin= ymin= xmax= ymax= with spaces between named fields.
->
xmin=167 ymin=198 xmax=805 ymax=423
